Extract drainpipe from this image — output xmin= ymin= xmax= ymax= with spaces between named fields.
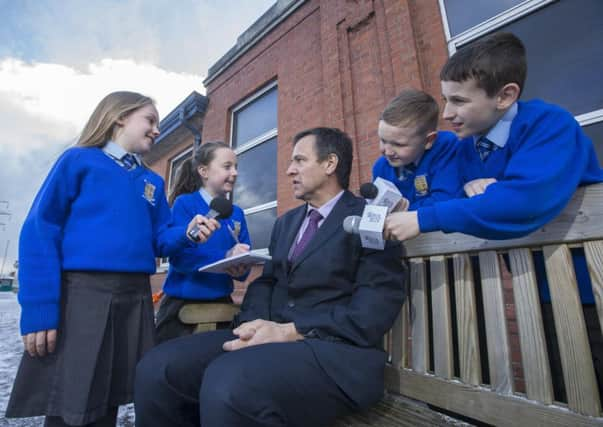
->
xmin=179 ymin=108 xmax=202 ymax=151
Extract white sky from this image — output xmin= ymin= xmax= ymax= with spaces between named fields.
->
xmin=0 ymin=0 xmax=276 ymax=273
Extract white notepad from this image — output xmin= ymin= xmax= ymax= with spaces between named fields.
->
xmin=198 ymin=250 xmax=272 ymax=273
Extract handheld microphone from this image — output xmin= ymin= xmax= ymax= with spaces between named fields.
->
xmin=343 ymin=215 xmax=362 ymax=234
xmin=372 ymin=177 xmax=403 ymax=213
xmin=342 ymin=204 xmax=388 ymax=250
xmin=360 ymin=182 xmax=379 ymax=200
xmin=188 ymin=197 xmax=234 ymax=242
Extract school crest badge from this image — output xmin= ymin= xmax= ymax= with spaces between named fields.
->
xmin=142 ymin=180 xmax=156 ymax=205
xmin=414 ymin=174 xmax=429 ymax=196
xmin=232 ymin=220 xmax=241 ymax=239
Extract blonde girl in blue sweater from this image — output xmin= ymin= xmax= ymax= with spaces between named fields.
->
xmin=7 ymin=91 xmax=218 ymax=427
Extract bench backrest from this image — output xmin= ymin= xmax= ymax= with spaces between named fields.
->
xmin=384 ymin=183 xmax=603 ymax=426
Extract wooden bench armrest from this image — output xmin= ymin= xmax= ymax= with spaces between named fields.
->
xmin=178 ymin=303 xmax=240 ymax=324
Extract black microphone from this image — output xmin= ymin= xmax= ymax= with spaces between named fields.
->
xmin=187 ymin=197 xmax=234 ymax=242
xmin=360 ymin=182 xmax=379 ymax=200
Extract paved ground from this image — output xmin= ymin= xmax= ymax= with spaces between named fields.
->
xmin=0 ymin=292 xmax=135 ymax=426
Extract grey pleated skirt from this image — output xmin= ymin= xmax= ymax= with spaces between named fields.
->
xmin=6 ymin=271 xmax=156 ymax=426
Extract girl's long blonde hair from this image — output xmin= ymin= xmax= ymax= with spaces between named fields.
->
xmin=77 ymin=91 xmax=154 ymax=147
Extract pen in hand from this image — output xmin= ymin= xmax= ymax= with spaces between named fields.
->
xmin=227 ymin=224 xmax=240 ymax=244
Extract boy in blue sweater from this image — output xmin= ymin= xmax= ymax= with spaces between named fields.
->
xmin=372 ymin=89 xmax=462 ymax=209
xmin=383 ymin=31 xmax=603 ymax=400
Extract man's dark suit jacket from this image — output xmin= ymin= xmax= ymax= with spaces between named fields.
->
xmin=236 ymin=190 xmax=407 ymax=408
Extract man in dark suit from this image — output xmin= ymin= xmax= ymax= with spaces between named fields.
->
xmin=134 ymin=127 xmax=407 ymax=427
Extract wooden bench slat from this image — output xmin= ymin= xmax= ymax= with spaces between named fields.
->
xmin=543 ymin=244 xmax=602 ymax=416
xmin=584 ymin=240 xmax=603 ymax=335
xmin=333 ymin=393 xmax=472 ymax=427
xmin=479 ymin=251 xmax=513 ymax=394
xmin=452 ymin=253 xmax=482 ymax=386
xmin=509 ymin=248 xmax=554 ymax=404
xmin=390 ymin=298 xmax=409 ymax=370
xmin=410 ymin=259 xmax=429 ymax=373
xmin=401 ymin=184 xmax=603 ymax=258
xmin=430 ymin=256 xmax=453 ymax=379
xmin=385 ymin=367 xmax=603 ymax=427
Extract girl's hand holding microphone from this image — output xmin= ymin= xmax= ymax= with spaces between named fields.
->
xmin=186 ymin=215 xmax=220 ymax=243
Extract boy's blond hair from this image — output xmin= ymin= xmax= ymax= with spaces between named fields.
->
xmin=380 ymin=89 xmax=439 ymax=135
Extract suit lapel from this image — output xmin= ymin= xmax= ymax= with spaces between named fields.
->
xmin=290 ymin=191 xmax=355 ymax=271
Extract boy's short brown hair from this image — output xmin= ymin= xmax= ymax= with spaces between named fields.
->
xmin=380 ymin=89 xmax=439 ymax=135
xmin=440 ymin=32 xmax=527 ymax=97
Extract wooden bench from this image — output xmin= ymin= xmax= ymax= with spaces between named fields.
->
xmin=374 ymin=183 xmax=603 ymax=426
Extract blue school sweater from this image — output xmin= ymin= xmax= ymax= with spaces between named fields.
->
xmin=417 ymin=100 xmax=603 ymax=304
xmin=18 ymin=147 xmax=191 ymax=335
xmin=418 ymin=100 xmax=603 ymax=238
xmin=372 ymin=131 xmax=462 ymax=209
xmin=162 ymin=191 xmax=251 ymax=300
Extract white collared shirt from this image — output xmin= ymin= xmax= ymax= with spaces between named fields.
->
xmin=294 ymin=190 xmax=345 ymax=244
xmin=199 ymin=187 xmax=214 ymax=206
xmin=102 ymin=141 xmax=141 ymax=168
xmin=473 ymin=102 xmax=518 ymax=149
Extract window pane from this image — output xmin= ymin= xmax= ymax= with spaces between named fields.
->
xmin=461 ymin=0 xmax=603 ymax=116
xmin=232 ymin=87 xmax=278 ymax=148
xmin=246 ymin=207 xmax=277 ymax=249
xmin=233 ymin=137 xmax=277 ymax=209
xmin=444 ymin=0 xmax=524 ymax=36
xmin=583 ymin=122 xmax=603 ymax=168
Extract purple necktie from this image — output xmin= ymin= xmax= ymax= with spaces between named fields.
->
xmin=289 ymin=210 xmax=323 ymax=261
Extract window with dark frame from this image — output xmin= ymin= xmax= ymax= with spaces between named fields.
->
xmin=439 ymin=0 xmax=603 ymax=166
xmin=231 ymin=83 xmax=278 ymax=250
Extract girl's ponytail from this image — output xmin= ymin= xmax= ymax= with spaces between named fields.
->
xmin=168 ymin=158 xmax=202 ymax=206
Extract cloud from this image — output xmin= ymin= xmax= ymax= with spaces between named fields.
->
xmin=0 ymin=99 xmax=69 ymax=276
xmin=0 ymin=0 xmax=275 ymax=75
xmin=0 ymin=58 xmax=202 ymax=133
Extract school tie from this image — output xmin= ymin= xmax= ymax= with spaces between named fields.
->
xmin=476 ymin=136 xmax=496 ymax=161
xmin=289 ymin=209 xmax=323 ymax=261
xmin=122 ymin=153 xmax=137 ymax=170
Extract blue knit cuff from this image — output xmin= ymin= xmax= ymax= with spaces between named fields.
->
xmin=20 ymin=302 xmax=60 ymax=335
xmin=417 ymin=206 xmax=439 ymax=233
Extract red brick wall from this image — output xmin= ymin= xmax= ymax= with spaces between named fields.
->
xmin=203 ymin=0 xmax=449 ymax=213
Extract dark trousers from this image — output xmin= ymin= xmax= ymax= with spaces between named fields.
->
xmin=44 ymin=408 xmax=117 ymax=427
xmin=134 ymin=329 xmax=354 ymax=427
